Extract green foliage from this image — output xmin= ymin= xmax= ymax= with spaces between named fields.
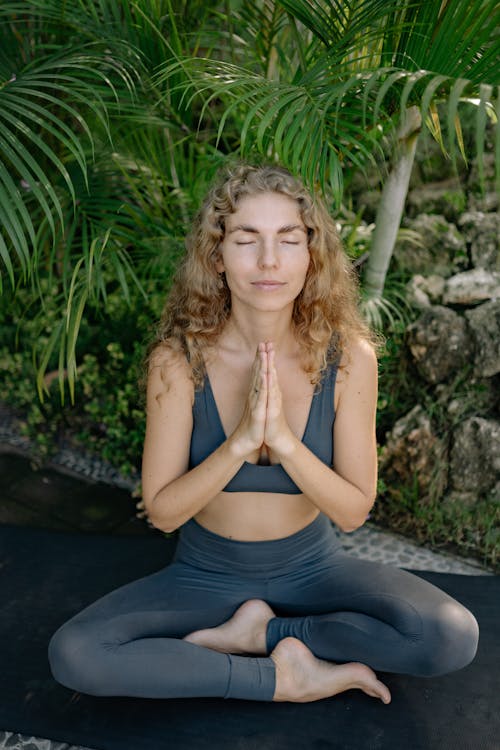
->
xmin=0 ymin=279 xmax=165 ymax=473
xmin=376 ymin=317 xmax=418 ymax=431
xmin=158 ymin=0 xmax=500 ymax=199
xmin=0 ymin=348 xmax=59 ymax=459
xmin=0 ymin=0 xmax=228 ymax=398
xmin=0 ymin=337 xmax=146 ymax=476
xmin=373 ymin=485 xmax=500 ymax=573
xmin=75 ymin=344 xmax=145 ymax=476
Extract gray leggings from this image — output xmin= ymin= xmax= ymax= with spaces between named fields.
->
xmin=48 ymin=514 xmax=479 ymax=701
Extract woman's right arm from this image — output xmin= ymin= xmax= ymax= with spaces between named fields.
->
xmin=141 ymin=346 xmax=266 ymax=533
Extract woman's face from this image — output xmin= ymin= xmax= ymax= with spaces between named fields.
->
xmin=216 ymin=191 xmax=310 ymax=313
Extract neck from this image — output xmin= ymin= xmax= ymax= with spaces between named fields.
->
xmin=223 ymin=306 xmax=297 ymax=355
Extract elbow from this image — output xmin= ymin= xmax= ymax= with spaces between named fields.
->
xmin=338 ymin=517 xmax=366 ymax=534
xmin=143 ymin=491 xmax=181 ymax=535
xmin=337 ymin=493 xmax=375 ymax=534
xmin=148 ymin=507 xmax=181 ymax=535
xmin=151 ymin=517 xmax=180 ymax=535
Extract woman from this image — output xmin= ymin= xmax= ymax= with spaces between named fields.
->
xmin=49 ymin=163 xmax=478 ymax=704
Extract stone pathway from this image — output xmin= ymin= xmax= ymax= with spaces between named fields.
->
xmin=337 ymin=523 xmax=491 ymax=575
xmin=0 ymin=737 xmax=93 ymax=750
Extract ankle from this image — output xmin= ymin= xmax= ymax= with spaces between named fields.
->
xmin=265 ymin=616 xmax=279 ymax=654
xmin=256 ymin=619 xmax=270 ymax=655
xmin=270 ymin=637 xmax=303 ymax=702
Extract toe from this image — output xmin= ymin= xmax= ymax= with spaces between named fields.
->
xmin=379 ymin=684 xmax=391 ymax=704
xmin=366 ymin=679 xmax=391 ymax=704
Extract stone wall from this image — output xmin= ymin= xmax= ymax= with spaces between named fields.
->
xmin=378 ymin=154 xmax=499 ymax=509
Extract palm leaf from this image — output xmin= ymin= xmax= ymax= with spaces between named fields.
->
xmin=0 ymin=49 xmax=137 ymax=288
xmin=158 ymin=0 xmax=499 ymax=197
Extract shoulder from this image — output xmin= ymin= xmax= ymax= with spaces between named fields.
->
xmin=147 ymin=343 xmax=194 ymax=408
xmin=337 ymin=337 xmax=377 ymax=376
xmin=343 ymin=338 xmax=377 ymax=370
xmin=148 ymin=342 xmax=192 ymax=377
xmin=335 ymin=338 xmax=377 ymax=405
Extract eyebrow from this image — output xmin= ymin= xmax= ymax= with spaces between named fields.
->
xmin=228 ymin=224 xmax=306 ymax=235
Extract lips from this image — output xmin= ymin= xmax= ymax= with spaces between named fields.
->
xmin=251 ymin=280 xmax=285 ymax=289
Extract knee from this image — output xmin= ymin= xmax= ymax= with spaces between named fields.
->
xmin=48 ymin=621 xmax=105 ymax=695
xmin=417 ymin=601 xmax=479 ymax=677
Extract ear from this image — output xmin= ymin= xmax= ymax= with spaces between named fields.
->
xmin=215 ymin=254 xmax=224 ymax=274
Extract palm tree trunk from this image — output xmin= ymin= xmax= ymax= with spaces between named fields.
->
xmin=363 ymin=106 xmax=422 ymax=300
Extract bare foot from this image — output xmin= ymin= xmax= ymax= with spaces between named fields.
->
xmin=183 ymin=599 xmax=275 ymax=655
xmin=271 ymin=637 xmax=391 ymax=704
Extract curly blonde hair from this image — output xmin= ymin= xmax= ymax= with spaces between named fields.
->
xmin=148 ymin=162 xmax=374 ymax=386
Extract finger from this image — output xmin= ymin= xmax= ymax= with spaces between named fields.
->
xmin=267 ymin=344 xmax=275 ymax=373
xmin=250 ymin=345 xmax=268 ymax=404
xmin=267 ymin=347 xmax=279 ymax=393
xmin=257 ymin=369 xmax=268 ymax=403
xmin=265 ymin=349 xmax=276 ymax=402
xmin=249 ymin=344 xmax=264 ymax=387
xmin=260 ymin=343 xmax=268 ymax=375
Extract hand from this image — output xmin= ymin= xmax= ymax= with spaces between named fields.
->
xmin=229 ymin=342 xmax=298 ymax=462
xmin=263 ymin=342 xmax=297 ymax=459
xmin=228 ymin=343 xmax=268 ymax=459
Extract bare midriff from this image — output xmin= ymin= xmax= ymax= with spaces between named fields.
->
xmin=194 ymin=492 xmax=320 ymax=541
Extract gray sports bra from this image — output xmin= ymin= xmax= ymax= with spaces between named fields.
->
xmin=189 ymin=364 xmax=337 ymax=494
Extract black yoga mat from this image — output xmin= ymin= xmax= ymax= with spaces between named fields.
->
xmin=1 ymin=523 xmax=498 ymax=750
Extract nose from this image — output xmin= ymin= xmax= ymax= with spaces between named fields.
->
xmin=258 ymin=238 xmax=279 ymax=268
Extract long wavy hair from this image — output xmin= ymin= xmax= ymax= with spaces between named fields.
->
xmin=147 ymin=162 xmax=375 ymax=386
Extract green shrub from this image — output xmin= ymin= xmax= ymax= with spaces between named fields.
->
xmin=75 ymin=343 xmax=145 ymax=476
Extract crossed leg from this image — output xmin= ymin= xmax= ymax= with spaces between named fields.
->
xmin=48 ymin=560 xmax=275 ymax=701
xmin=49 ymin=553 xmax=390 ymax=703
xmin=184 ymin=553 xmax=479 ymax=695
xmin=49 ymin=545 xmax=477 ymax=703
xmin=184 ymin=599 xmax=391 ymax=703
xmin=266 ymin=553 xmax=479 ymax=677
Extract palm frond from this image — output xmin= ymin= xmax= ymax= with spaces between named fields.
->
xmin=360 ymin=281 xmax=413 ymax=330
xmin=158 ymin=45 xmax=498 ymax=199
xmin=0 ymin=48 xmax=137 ymax=289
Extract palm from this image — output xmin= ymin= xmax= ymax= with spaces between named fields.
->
xmin=158 ymin=0 xmax=499 ymax=306
xmin=0 ymin=0 xmax=223 ymax=398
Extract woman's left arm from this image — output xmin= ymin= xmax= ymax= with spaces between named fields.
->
xmin=270 ymin=340 xmax=378 ymax=532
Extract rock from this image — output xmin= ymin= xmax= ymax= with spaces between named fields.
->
xmin=443 ymin=269 xmax=500 ymax=305
xmin=379 ymin=405 xmax=448 ymax=497
xmin=465 ymin=299 xmax=500 ymax=377
xmin=407 ymin=274 xmax=445 ymax=308
xmin=443 ymin=490 xmax=480 ymax=508
xmin=467 ymin=191 xmax=499 ymax=214
xmin=449 ymin=417 xmax=500 ymax=494
xmin=408 ymin=287 xmax=431 ymax=310
xmin=406 ymin=306 xmax=473 ymax=383
xmin=467 ymin=153 xmax=497 ymax=194
xmin=396 ymin=214 xmax=467 ymax=275
xmin=407 ymin=181 xmax=466 ymax=222
xmin=491 ymin=482 xmax=500 ymax=503
xmin=406 ymin=278 xmax=431 ymax=309
xmin=422 ymin=274 xmax=447 ymax=303
xmin=458 ymin=211 xmax=499 ymax=271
